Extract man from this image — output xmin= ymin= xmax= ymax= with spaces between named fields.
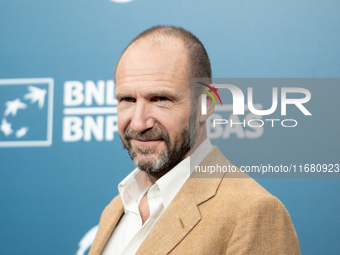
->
xmin=89 ymin=25 xmax=300 ymax=255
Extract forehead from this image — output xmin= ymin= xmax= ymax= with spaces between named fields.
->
xmin=116 ymin=38 xmax=189 ymax=89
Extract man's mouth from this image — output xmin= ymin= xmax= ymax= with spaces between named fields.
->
xmin=131 ymin=138 xmax=162 ymax=146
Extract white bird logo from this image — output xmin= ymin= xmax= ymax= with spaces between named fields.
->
xmin=24 ymin=86 xmax=47 ymax=109
xmin=1 ymin=84 xmax=51 ymax=140
xmin=16 ymin=127 xmax=28 ymax=138
xmin=4 ymin=98 xmax=27 ymax=117
xmin=0 ymin=118 xmax=13 ymax=136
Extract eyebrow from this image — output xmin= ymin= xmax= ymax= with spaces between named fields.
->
xmin=147 ymin=91 xmax=178 ymax=100
xmin=115 ymin=93 xmax=130 ymax=101
xmin=116 ymin=91 xmax=178 ymax=101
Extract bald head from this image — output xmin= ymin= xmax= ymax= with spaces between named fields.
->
xmin=115 ymin=25 xmax=211 ymax=83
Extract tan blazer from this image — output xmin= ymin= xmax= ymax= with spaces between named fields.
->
xmin=89 ymin=147 xmax=300 ymax=255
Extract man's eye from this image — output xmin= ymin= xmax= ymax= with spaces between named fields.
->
xmin=155 ymin=97 xmax=168 ymax=102
xmin=121 ymin=97 xmax=135 ymax=103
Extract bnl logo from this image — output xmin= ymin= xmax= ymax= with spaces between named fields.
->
xmin=0 ymin=78 xmax=54 ymax=147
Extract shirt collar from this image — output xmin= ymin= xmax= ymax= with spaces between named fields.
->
xmin=118 ymin=138 xmax=213 ymax=213
xmin=118 ymin=170 xmax=149 ymax=214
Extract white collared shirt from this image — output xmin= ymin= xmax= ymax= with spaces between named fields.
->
xmin=102 ymin=138 xmax=213 ymax=255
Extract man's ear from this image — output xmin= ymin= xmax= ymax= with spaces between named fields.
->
xmin=199 ymin=87 xmax=218 ymax=123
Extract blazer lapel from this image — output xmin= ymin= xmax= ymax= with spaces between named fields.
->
xmin=136 ymin=146 xmax=227 ymax=255
xmin=88 ymin=196 xmax=124 ymax=255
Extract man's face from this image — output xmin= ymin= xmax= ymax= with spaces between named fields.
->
xmin=115 ymin=38 xmax=193 ymax=175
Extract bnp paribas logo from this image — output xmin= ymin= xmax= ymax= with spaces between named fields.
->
xmin=0 ymin=78 xmax=54 ymax=147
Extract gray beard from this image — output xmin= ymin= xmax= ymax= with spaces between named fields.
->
xmin=121 ymin=111 xmax=197 ymax=175
xmin=122 ymin=125 xmax=189 ymax=175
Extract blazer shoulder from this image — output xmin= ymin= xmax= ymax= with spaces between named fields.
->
xmin=219 ymin=171 xmax=271 ymax=199
xmin=218 ymin=176 xmax=300 ymax=254
xmin=213 ymin=164 xmax=296 ymax=228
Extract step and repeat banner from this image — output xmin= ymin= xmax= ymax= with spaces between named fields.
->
xmin=1 ymin=1 xmax=339 ymax=254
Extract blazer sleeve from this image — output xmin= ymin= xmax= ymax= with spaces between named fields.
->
xmin=225 ymin=195 xmax=300 ymax=255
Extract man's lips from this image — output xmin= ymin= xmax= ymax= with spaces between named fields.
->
xmin=131 ymin=139 xmax=163 ymax=146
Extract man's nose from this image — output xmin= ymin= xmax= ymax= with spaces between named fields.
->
xmin=130 ymin=101 xmax=155 ymax=132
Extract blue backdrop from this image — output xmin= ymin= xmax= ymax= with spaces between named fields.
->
xmin=0 ymin=0 xmax=339 ymax=254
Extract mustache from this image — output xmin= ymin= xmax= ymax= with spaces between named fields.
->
xmin=124 ymin=126 xmax=170 ymax=143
